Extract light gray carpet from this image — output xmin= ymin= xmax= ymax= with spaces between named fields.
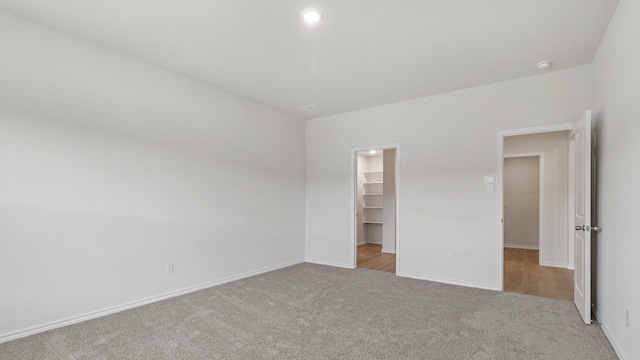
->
xmin=0 ymin=263 xmax=617 ymax=359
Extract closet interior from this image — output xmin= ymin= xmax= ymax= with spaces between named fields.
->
xmin=356 ymin=148 xmax=397 ymax=273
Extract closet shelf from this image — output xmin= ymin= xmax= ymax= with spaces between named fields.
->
xmin=360 ymin=161 xmax=383 ymax=228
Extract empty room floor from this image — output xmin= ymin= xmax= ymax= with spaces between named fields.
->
xmin=357 ymin=243 xmax=395 ymax=273
xmin=504 ymin=248 xmax=574 ymax=300
xmin=0 ymin=263 xmax=616 ymax=359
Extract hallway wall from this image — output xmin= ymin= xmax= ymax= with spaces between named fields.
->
xmin=504 ymin=156 xmax=540 ymax=250
xmin=504 ymin=131 xmax=571 ymax=268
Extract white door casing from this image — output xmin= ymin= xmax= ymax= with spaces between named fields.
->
xmin=573 ymin=110 xmax=592 ymax=324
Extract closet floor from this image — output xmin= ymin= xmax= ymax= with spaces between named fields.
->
xmin=357 ymin=244 xmax=395 ymax=273
xmin=504 ymin=248 xmax=574 ymax=300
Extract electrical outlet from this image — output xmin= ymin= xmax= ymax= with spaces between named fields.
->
xmin=447 ymin=254 xmax=454 ymax=264
xmin=166 ymin=263 xmax=174 ymax=275
xmin=626 ymin=309 xmax=630 ymax=328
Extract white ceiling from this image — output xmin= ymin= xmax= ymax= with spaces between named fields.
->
xmin=0 ymin=0 xmax=619 ymax=119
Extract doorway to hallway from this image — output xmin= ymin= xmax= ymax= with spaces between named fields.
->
xmin=501 ymin=129 xmax=575 ymax=301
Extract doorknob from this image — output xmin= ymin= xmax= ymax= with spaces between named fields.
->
xmin=575 ymin=225 xmax=601 ymax=232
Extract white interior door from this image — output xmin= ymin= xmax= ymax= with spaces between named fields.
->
xmin=573 ymin=110 xmax=592 ymax=324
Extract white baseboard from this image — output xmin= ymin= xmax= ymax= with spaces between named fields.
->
xmin=504 ymin=244 xmax=539 ymax=250
xmin=357 ymin=241 xmax=366 ymax=246
xmin=0 ymin=258 xmax=304 ymax=344
xmin=381 ymin=247 xmax=396 ymax=254
xmin=304 ymin=258 xmax=354 ymax=269
xmin=396 ymin=271 xmax=498 ymax=291
xmin=593 ymin=310 xmax=628 ymax=360
xmin=567 ymin=265 xmax=575 ymax=270
xmin=540 ymin=261 xmax=568 ymax=269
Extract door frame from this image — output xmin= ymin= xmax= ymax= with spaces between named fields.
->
xmin=503 ymin=153 xmax=544 ymax=264
xmin=351 ymin=144 xmax=400 ymax=271
xmin=497 ymin=123 xmax=573 ymax=291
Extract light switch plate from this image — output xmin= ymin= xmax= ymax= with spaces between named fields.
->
xmin=484 ymin=175 xmax=496 ymax=184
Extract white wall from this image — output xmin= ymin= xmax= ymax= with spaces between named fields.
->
xmin=382 ymin=149 xmax=397 ymax=254
xmin=504 ymin=131 xmax=571 ymax=267
xmin=0 ymin=12 xmax=305 ymax=341
xmin=592 ymin=1 xmax=640 ymax=359
xmin=367 ymin=155 xmax=383 ymax=171
xmin=305 ymin=65 xmax=592 ymax=288
xmin=503 ymin=157 xmax=540 ymax=250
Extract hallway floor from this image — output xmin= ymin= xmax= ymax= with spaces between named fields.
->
xmin=504 ymin=248 xmax=574 ymax=300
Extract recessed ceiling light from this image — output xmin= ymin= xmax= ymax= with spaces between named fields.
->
xmin=369 ymin=150 xmax=376 ymax=155
xmin=301 ymin=8 xmax=323 ymax=24
xmin=536 ymin=60 xmax=552 ymax=70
